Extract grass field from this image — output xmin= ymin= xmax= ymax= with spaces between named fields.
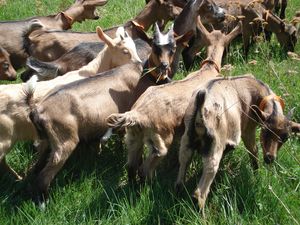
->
xmin=0 ymin=0 xmax=300 ymax=224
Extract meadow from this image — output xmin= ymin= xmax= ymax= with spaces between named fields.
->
xmin=0 ymin=0 xmax=299 ymax=224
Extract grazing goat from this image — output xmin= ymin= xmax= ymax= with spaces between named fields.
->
xmin=0 ymin=46 xmax=16 ymax=81
xmin=24 ymin=0 xmax=181 ymax=62
xmin=26 ymin=24 xmax=191 ymax=207
xmin=21 ymin=38 xmax=151 ymax=82
xmin=0 ymin=26 xmax=140 ymax=181
xmin=182 ymin=0 xmax=296 ymax=69
xmin=107 ymin=19 xmax=241 ymax=182
xmin=0 ymin=0 xmax=107 ymax=69
xmin=175 ymin=75 xmax=300 ymax=209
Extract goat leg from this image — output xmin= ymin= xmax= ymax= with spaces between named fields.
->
xmin=175 ymin=134 xmax=194 ymax=194
xmin=194 ymin=148 xmax=223 ymax=210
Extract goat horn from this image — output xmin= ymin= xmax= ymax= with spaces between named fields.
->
xmin=196 ymin=16 xmax=210 ymax=38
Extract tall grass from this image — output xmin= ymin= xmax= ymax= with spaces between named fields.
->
xmin=0 ymin=0 xmax=299 ymax=224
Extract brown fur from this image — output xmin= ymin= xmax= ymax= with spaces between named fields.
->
xmin=106 ymin=19 xmax=241 ymax=182
xmin=25 ymin=27 xmax=191 ymax=206
xmin=0 ymin=0 xmax=107 ymax=70
xmin=0 ymin=27 xmax=139 ymax=181
xmin=183 ymin=0 xmax=296 ymax=68
xmin=0 ymin=46 xmax=16 ymax=80
xmin=175 ymin=75 xmax=300 ymax=209
xmin=25 ymin=0 xmax=181 ymax=62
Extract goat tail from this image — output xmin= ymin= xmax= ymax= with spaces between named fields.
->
xmin=107 ymin=111 xmax=140 ymax=129
xmin=26 ymin=57 xmax=59 ymax=80
xmin=23 ymin=19 xmax=44 ymax=54
xmin=24 ymin=74 xmax=38 ymax=110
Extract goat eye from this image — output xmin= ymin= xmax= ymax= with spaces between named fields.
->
xmin=2 ymin=62 xmax=9 ymax=70
xmin=123 ymin=49 xmax=129 ymax=54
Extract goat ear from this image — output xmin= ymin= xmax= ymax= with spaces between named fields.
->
xmin=132 ymin=22 xmax=153 ymax=46
xmin=290 ymin=121 xmax=300 ymax=133
xmin=58 ymin=12 xmax=73 ymax=28
xmin=83 ymin=0 xmax=107 ymax=6
xmin=116 ymin=26 xmax=126 ymax=40
xmin=251 ymin=105 xmax=269 ymax=122
xmin=96 ymin=26 xmax=114 ymax=48
xmin=225 ymin=21 xmax=242 ymax=44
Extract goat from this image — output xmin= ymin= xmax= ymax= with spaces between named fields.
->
xmin=182 ymin=0 xmax=296 ymax=69
xmin=0 ymin=46 xmax=16 ymax=81
xmin=170 ymin=0 xmax=225 ymax=77
xmin=175 ymin=75 xmax=300 ymax=209
xmin=24 ymin=0 xmax=182 ymax=62
xmin=20 ymin=37 xmax=152 ymax=82
xmin=25 ymin=24 xmax=192 ymax=207
xmin=0 ymin=0 xmax=107 ymax=70
xmin=106 ymin=19 xmax=241 ymax=183
xmin=0 ymin=26 xmax=140 ymax=181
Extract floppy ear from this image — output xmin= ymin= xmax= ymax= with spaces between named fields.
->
xmin=251 ymin=105 xmax=269 ymax=123
xmin=96 ymin=26 xmax=115 ymax=47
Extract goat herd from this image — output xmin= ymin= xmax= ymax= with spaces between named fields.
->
xmin=0 ymin=0 xmax=300 ymax=210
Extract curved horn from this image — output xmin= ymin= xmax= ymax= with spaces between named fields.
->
xmin=225 ymin=21 xmax=242 ymax=44
xmin=196 ymin=16 xmax=210 ymax=39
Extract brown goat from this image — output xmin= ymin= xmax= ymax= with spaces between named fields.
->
xmin=26 ymin=24 xmax=191 ymax=207
xmin=0 ymin=26 xmax=140 ymax=181
xmin=182 ymin=0 xmax=296 ymax=68
xmin=175 ymin=75 xmax=300 ymax=209
xmin=0 ymin=0 xmax=107 ymax=69
xmin=0 ymin=46 xmax=16 ymax=81
xmin=106 ymin=19 xmax=241 ymax=183
xmin=170 ymin=0 xmax=225 ymax=76
xmin=25 ymin=0 xmax=181 ymax=62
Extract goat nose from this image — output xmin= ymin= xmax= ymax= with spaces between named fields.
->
xmin=264 ymin=153 xmax=275 ymax=164
xmin=161 ymin=62 xmax=169 ymax=69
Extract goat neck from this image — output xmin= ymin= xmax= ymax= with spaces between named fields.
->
xmin=133 ymin=0 xmax=175 ymax=31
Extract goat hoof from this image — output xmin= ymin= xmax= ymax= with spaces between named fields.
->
xmin=174 ymin=183 xmax=184 ymax=195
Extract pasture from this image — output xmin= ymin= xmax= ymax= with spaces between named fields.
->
xmin=0 ymin=0 xmax=300 ymax=224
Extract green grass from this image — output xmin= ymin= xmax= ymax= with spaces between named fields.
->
xmin=1 ymin=0 xmax=300 ymax=224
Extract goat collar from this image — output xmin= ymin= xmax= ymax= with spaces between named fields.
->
xmin=200 ymin=59 xmax=220 ymax=73
xmin=131 ymin=20 xmax=145 ymax=30
xmin=259 ymin=95 xmax=285 ymax=111
xmin=142 ymin=58 xmax=170 ymax=84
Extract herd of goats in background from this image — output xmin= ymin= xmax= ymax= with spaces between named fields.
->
xmin=0 ymin=0 xmax=300 ymax=210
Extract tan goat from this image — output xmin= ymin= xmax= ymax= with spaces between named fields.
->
xmin=0 ymin=26 xmax=140 ymax=180
xmin=175 ymin=75 xmax=300 ymax=209
xmin=25 ymin=0 xmax=181 ymax=62
xmin=0 ymin=0 xmax=107 ymax=69
xmin=106 ymin=19 xmax=241 ymax=182
xmin=25 ymin=24 xmax=192 ymax=208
